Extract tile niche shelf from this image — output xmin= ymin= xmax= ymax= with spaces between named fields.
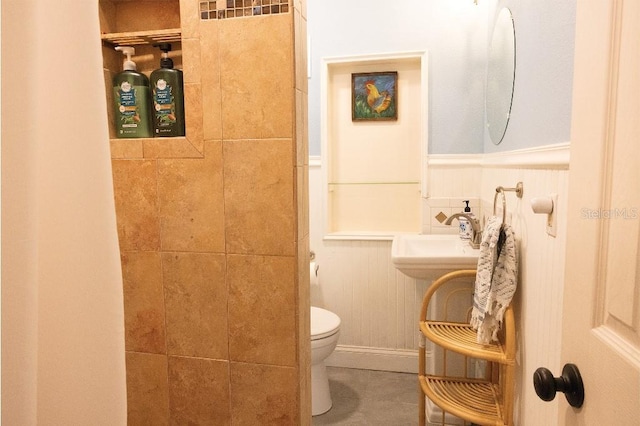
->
xmin=101 ymin=28 xmax=182 ymax=47
xmin=99 ymin=0 xmax=201 ymax=158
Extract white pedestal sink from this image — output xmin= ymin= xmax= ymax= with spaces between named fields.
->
xmin=392 ymin=234 xmax=481 ymax=424
xmin=391 ymin=234 xmax=480 ymax=279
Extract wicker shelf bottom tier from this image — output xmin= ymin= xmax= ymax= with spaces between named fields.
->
xmin=419 ymin=375 xmax=506 ymax=426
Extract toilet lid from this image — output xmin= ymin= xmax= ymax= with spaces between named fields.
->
xmin=311 ymin=306 xmax=341 ymax=340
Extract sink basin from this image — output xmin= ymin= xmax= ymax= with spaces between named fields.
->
xmin=391 ymin=234 xmax=480 ymax=279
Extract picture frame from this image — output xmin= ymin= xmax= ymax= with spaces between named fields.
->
xmin=351 ymin=71 xmax=398 ymax=121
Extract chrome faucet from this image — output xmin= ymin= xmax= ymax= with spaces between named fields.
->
xmin=445 ymin=213 xmax=482 ymax=249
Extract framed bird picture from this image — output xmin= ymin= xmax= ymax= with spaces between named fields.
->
xmin=351 ymin=71 xmax=398 ymax=121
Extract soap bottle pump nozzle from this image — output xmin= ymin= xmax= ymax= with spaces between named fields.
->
xmin=153 ymin=43 xmax=174 ymax=69
xmin=115 ymin=46 xmax=137 ymax=71
xmin=463 ymin=200 xmax=471 ymax=213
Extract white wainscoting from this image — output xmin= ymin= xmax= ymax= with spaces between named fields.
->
xmin=309 ymin=143 xmax=569 ymax=426
xmin=480 ymin=165 xmax=569 ymax=426
xmin=308 ymin=236 xmax=431 ymax=373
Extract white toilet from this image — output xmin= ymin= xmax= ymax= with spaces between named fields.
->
xmin=310 ymin=306 xmax=341 ymax=416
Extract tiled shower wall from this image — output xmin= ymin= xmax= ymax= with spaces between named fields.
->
xmin=108 ymin=1 xmax=310 ymax=424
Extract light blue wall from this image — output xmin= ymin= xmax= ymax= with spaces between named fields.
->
xmin=307 ymin=0 xmax=576 ymax=155
xmin=307 ymin=0 xmax=488 ymax=156
xmin=486 ymin=0 xmax=576 ymax=152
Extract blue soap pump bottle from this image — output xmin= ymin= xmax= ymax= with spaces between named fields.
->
xmin=459 ymin=200 xmax=475 ymax=240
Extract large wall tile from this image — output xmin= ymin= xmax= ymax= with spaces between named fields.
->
xmin=168 ymin=356 xmax=230 ymax=425
xmin=183 ymin=83 xmax=205 ymax=153
xmin=296 ymin=164 xmax=309 ymax=241
xmin=126 ymin=352 xmax=169 ymax=426
xmin=230 ymin=362 xmax=298 ymax=425
xmin=302 ymin=91 xmax=308 ymax=163
xmin=143 ymin=137 xmax=203 ymax=159
xmin=294 ymin=89 xmax=309 ymax=167
xmin=111 ymin=160 xmax=161 ymax=251
xmin=122 ymin=252 xmax=166 ymax=354
xmin=180 ymin=38 xmax=202 ymax=85
xmin=162 ymin=252 xmax=228 ymax=359
xmin=295 ymin=89 xmax=304 ymax=167
xmin=157 ymin=140 xmax=224 ymax=252
xmin=110 ymin=139 xmax=143 ymax=159
xmin=200 ymin=22 xmax=223 ymax=141
xmin=219 ymin=15 xmax=294 ymax=140
xmin=294 ymin=9 xmax=307 ymax=93
xmin=224 ymin=139 xmax=295 ymax=256
xmin=178 ymin=0 xmax=200 ymax=39
xmin=227 ymin=254 xmax=296 ymax=366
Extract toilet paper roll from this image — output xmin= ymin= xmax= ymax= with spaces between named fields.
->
xmin=310 ymin=262 xmax=319 ymax=286
xmin=531 ymin=196 xmax=554 ymax=214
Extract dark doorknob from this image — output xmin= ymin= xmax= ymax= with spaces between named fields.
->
xmin=533 ymin=363 xmax=584 ymax=408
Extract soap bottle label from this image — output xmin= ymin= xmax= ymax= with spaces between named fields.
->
xmin=153 ymin=79 xmax=176 ymax=131
xmin=459 ymin=218 xmax=472 ymax=240
xmin=117 ymin=82 xmax=142 ymax=129
xmin=114 ymin=80 xmax=152 ymax=138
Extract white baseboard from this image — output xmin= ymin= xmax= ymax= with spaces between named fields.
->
xmin=325 ymin=345 xmax=420 ymax=374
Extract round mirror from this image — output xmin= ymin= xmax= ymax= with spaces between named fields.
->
xmin=486 ymin=8 xmax=516 ymax=145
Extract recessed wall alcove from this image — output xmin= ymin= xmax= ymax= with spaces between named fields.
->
xmin=321 ymin=51 xmax=428 ymax=238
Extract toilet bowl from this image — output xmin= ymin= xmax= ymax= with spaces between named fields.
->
xmin=310 ymin=306 xmax=341 ymax=416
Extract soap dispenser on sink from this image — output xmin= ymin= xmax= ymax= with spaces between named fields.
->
xmin=458 ymin=201 xmax=475 ymax=240
xmin=445 ymin=201 xmax=482 ymax=249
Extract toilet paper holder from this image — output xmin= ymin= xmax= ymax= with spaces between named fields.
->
xmin=530 ymin=194 xmax=558 ymax=237
xmin=310 ymin=251 xmax=319 ymax=277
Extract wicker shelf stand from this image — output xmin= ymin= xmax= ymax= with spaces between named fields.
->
xmin=418 ymin=269 xmax=515 ymax=426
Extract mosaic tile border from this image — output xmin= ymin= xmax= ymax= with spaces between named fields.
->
xmin=200 ymin=0 xmax=290 ymax=20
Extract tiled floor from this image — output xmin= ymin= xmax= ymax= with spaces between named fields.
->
xmin=312 ymin=367 xmax=419 ymax=425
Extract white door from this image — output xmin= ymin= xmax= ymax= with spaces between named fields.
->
xmin=559 ymin=0 xmax=640 ymax=423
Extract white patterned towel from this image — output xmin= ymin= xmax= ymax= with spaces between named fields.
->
xmin=470 ymin=215 xmax=518 ymax=344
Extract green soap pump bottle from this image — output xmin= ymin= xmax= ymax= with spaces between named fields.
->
xmin=113 ymin=46 xmax=152 ymax=138
xmin=150 ymin=43 xmax=185 ymax=137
